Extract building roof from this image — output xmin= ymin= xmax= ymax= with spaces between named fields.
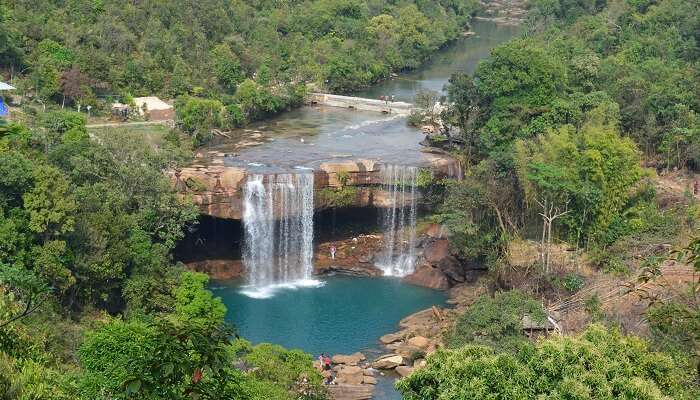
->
xmin=133 ymin=96 xmax=172 ymax=112
xmin=0 ymin=82 xmax=16 ymax=91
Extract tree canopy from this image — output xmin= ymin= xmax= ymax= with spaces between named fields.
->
xmin=398 ymin=325 xmax=699 ymax=400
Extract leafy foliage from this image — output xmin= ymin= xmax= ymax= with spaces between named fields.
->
xmin=399 ymin=325 xmax=698 ymax=399
xmin=447 ymin=291 xmax=546 ymax=351
xmin=5 ymin=0 xmax=480 ymax=116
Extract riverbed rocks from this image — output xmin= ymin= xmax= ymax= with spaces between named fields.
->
xmin=326 ymin=353 xmax=377 ymax=400
xmin=403 ymin=264 xmax=451 ymax=290
xmin=404 ymin=234 xmax=488 ymax=290
xmin=379 ymin=332 xmax=404 ymax=345
xmin=362 ymin=375 xmax=377 ymax=385
xmin=372 ymin=354 xmax=406 ymax=369
xmin=395 ymin=366 xmax=414 ymax=378
xmin=335 ymin=365 xmax=364 ymax=385
xmin=327 ymin=384 xmax=373 ymax=400
xmin=332 ymin=353 xmax=366 ymax=366
xmin=407 ymin=335 xmax=430 ymax=349
xmin=314 ymin=235 xmax=385 ymax=277
xmin=477 ymin=0 xmax=528 ymax=25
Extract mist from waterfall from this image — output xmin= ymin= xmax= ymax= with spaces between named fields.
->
xmin=242 ymin=173 xmax=316 ymax=296
xmin=376 ymin=165 xmax=418 ymax=277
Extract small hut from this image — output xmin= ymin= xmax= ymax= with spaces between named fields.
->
xmin=0 ymin=81 xmax=16 ymax=118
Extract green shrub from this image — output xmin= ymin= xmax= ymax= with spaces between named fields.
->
xmin=398 ymin=325 xmax=698 ymax=400
xmin=336 ymin=171 xmax=350 ymax=187
xmin=562 ymin=273 xmax=585 ymax=292
xmin=318 ymin=186 xmax=357 ymax=208
xmin=447 ymin=290 xmax=546 ymax=351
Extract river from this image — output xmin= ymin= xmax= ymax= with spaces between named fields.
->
xmin=208 ymin=20 xmax=520 ymax=399
xmin=201 ymin=21 xmax=519 ymax=172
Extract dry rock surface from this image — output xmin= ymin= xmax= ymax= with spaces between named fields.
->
xmin=322 ymin=352 xmax=376 ymax=400
xmin=402 ymin=225 xmax=488 ymax=290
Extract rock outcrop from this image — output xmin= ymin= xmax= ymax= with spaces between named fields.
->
xmin=314 ymin=235 xmax=385 ymax=277
xmin=372 ymin=354 xmax=406 ymax=370
xmin=171 ymin=155 xmax=462 ymax=220
xmin=325 ymin=352 xmax=376 ymax=400
xmin=403 ymin=264 xmax=451 ymax=290
xmin=186 ymin=259 xmax=244 ymax=280
xmin=332 ymin=353 xmax=366 ymax=366
xmin=326 ymin=384 xmax=373 ymax=400
xmin=403 ymin=229 xmax=488 ymax=290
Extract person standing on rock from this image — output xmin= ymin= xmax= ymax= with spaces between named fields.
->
xmin=324 ymin=354 xmax=332 ymax=370
xmin=318 ymin=354 xmax=324 ymax=371
xmin=330 ymin=246 xmax=336 ymax=260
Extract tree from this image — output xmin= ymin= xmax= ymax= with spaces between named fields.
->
xmin=60 ymin=66 xmax=90 ymax=108
xmin=0 ymin=264 xmax=51 ymax=329
xmin=22 ymin=164 xmax=76 ymax=239
xmin=515 ymin=116 xmax=642 ymax=246
xmin=399 ymin=325 xmax=698 ymax=400
xmin=77 ymin=318 xmax=233 ymax=400
xmin=174 ymin=97 xmax=226 ymax=145
xmin=172 ymin=272 xmax=226 ymax=327
xmin=211 ymin=44 xmax=243 ymax=92
xmin=447 ymin=291 xmax=546 ymax=351
xmin=444 ymin=73 xmax=484 ymax=163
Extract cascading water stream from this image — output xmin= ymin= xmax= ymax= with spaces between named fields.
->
xmin=242 ymin=173 xmax=315 ymax=293
xmin=376 ymin=165 xmax=418 ymax=277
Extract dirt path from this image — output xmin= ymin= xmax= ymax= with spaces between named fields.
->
xmin=655 ymin=170 xmax=699 ymax=200
xmin=86 ymin=120 xmax=171 ymax=129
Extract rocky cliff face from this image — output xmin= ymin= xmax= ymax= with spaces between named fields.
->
xmin=402 ymin=224 xmax=487 ymax=290
xmin=170 ymin=155 xmax=461 ymax=220
xmin=313 ymin=223 xmax=488 ymax=290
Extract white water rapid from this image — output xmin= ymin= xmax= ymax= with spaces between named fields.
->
xmin=376 ymin=165 xmax=418 ymax=277
xmin=242 ymin=173 xmax=317 ymax=296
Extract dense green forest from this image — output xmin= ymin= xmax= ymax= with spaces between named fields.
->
xmin=406 ymin=0 xmax=699 ymax=397
xmin=1 ymin=0 xmax=478 ymax=131
xmin=0 ymin=111 xmax=332 ymax=398
xmin=1 ymin=0 xmax=699 ymax=399
xmin=427 ymin=0 xmax=699 ymax=261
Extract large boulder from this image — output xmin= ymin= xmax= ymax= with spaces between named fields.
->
xmin=362 ymin=375 xmax=377 ymax=385
xmin=395 ymin=365 xmax=414 ymax=377
xmin=336 ymin=365 xmax=364 ymax=385
xmin=407 ymin=336 xmax=430 ymax=349
xmin=389 ymin=343 xmax=424 ymax=360
xmin=379 ymin=332 xmax=404 ymax=345
xmin=372 ymin=354 xmax=405 ymax=369
xmin=438 ymin=255 xmax=465 ymax=283
xmin=327 ymin=384 xmax=374 ymax=400
xmin=403 ymin=264 xmax=450 ymax=290
xmin=333 ymin=353 xmax=366 ymax=366
xmin=423 ymin=239 xmax=450 ymax=263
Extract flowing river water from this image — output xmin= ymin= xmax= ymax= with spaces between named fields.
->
xmin=206 ymin=20 xmax=520 ymax=399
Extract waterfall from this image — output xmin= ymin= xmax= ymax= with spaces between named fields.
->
xmin=376 ymin=165 xmax=418 ymax=277
xmin=242 ymin=173 xmax=315 ymax=288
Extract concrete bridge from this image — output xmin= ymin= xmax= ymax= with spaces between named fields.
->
xmin=309 ymin=93 xmax=414 ymax=115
